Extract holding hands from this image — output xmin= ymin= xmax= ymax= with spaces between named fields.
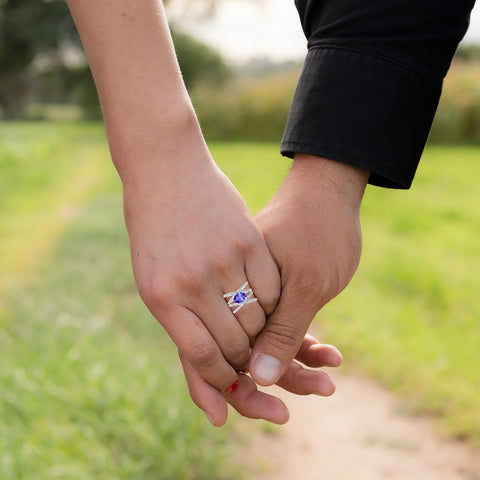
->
xmin=66 ymin=0 xmax=369 ymax=426
xmin=123 ymin=136 xmax=367 ymax=426
xmin=121 ymin=130 xmax=353 ymax=426
xmin=177 ymin=152 xmax=368 ymax=426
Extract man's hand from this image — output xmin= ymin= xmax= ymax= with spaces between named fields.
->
xmin=180 ymin=154 xmax=368 ymax=426
xmin=250 ymin=154 xmax=369 ymax=386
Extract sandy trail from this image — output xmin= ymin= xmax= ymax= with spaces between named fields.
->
xmin=239 ymin=371 xmax=480 ymax=480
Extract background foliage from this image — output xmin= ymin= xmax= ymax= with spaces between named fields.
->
xmin=429 ymin=58 xmax=480 ymax=143
xmin=0 ymin=0 xmax=78 ymax=118
xmin=2 ymin=0 xmax=480 ymax=144
xmin=0 ymin=0 xmax=230 ymax=119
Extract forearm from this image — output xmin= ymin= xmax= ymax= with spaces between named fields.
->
xmin=66 ymin=0 xmax=203 ymax=180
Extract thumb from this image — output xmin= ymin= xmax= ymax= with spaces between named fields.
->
xmin=249 ymin=283 xmax=318 ymax=386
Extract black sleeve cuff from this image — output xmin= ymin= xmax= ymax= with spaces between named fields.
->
xmin=280 ymin=46 xmax=443 ymax=189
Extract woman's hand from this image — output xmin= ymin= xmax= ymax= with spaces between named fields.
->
xmin=66 ymin=0 xmax=282 ymax=418
xmin=122 ymin=133 xmax=281 ymax=403
xmin=66 ymin=0 xmax=351 ymax=426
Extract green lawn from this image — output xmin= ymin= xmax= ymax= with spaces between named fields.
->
xmin=318 ymin=146 xmax=480 ymax=442
xmin=1 ymin=122 xmax=479 ymax=480
xmin=0 ymin=123 xmax=233 ymax=480
xmin=220 ymin=142 xmax=480 ymax=444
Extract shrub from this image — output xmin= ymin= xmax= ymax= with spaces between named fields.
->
xmin=429 ymin=59 xmax=480 ymax=144
xmin=192 ymin=68 xmax=300 ymax=141
xmin=193 ymin=57 xmax=480 ymax=145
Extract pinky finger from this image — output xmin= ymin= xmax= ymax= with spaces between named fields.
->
xmin=224 ymin=374 xmax=290 ymax=425
xmin=179 ymin=351 xmax=229 ymax=427
xmin=275 ymin=361 xmax=337 ymax=397
xmin=296 ymin=334 xmax=343 ymax=368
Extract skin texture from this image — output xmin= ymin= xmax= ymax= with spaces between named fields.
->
xmin=66 ymin=0 xmax=369 ymax=426
xmin=251 ymin=154 xmax=369 ymax=387
xmin=184 ymin=155 xmax=369 ymax=426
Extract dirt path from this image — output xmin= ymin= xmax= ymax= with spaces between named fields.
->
xmin=239 ymin=371 xmax=480 ymax=480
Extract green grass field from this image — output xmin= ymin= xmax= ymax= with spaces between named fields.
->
xmin=218 ymin=141 xmax=480 ymax=446
xmin=223 ymin=141 xmax=480 ymax=443
xmin=0 ymin=123 xmax=234 ymax=480
xmin=1 ymin=122 xmax=479 ymax=478
xmin=320 ymin=145 xmax=480 ymax=442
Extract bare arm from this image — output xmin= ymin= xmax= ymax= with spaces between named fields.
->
xmin=67 ymin=0 xmax=282 ymax=424
xmin=67 ymin=0 xmax=194 ymax=167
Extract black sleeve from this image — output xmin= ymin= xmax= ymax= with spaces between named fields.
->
xmin=281 ymin=0 xmax=476 ymax=188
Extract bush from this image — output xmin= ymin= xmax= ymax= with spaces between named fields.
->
xmin=172 ymin=30 xmax=231 ymax=89
xmin=193 ymin=56 xmax=480 ymax=145
xmin=429 ymin=59 xmax=480 ymax=144
xmin=192 ymin=68 xmax=300 ymax=141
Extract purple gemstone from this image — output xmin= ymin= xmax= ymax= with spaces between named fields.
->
xmin=234 ymin=291 xmax=247 ymax=304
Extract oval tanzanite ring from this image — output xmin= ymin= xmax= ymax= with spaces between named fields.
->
xmin=223 ymin=281 xmax=257 ymax=314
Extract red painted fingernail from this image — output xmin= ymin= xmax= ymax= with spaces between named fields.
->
xmin=225 ymin=380 xmax=239 ymax=394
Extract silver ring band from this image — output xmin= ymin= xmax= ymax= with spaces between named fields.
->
xmin=223 ymin=281 xmax=257 ymax=314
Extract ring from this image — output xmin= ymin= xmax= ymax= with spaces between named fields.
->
xmin=223 ymin=281 xmax=257 ymax=314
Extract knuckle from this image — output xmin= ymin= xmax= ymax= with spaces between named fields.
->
xmin=261 ymin=289 xmax=281 ymax=314
xmin=188 ymin=343 xmax=219 ymax=370
xmin=223 ymin=340 xmax=249 ymax=365
xmin=176 ymin=263 xmax=209 ymax=295
xmin=212 ymin=249 xmax=236 ymax=278
xmin=291 ymin=264 xmax=329 ymax=308
xmin=136 ymin=275 xmax=172 ymax=310
xmin=235 ymin=228 xmax=259 ymax=257
xmin=263 ymin=321 xmax=303 ymax=351
xmin=245 ymin=312 xmax=266 ymax=337
xmin=298 ymin=266 xmax=323 ymax=295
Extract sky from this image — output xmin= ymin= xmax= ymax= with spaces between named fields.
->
xmin=169 ymin=0 xmax=480 ymax=64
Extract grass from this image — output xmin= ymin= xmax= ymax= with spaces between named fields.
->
xmin=217 ymin=142 xmax=480 ymax=444
xmin=317 ymin=145 xmax=480 ymax=442
xmin=0 ymin=123 xmax=234 ymax=479
xmin=1 ymin=122 xmax=479 ymax=479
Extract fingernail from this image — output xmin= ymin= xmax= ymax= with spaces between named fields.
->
xmin=252 ymin=353 xmax=282 ymax=384
xmin=225 ymin=380 xmax=239 ymax=394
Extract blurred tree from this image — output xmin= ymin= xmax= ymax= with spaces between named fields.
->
xmin=63 ymin=31 xmax=231 ymax=120
xmin=172 ymin=30 xmax=231 ymax=89
xmin=0 ymin=0 xmax=78 ymax=119
xmin=455 ymin=43 xmax=480 ymax=61
xmin=0 ymin=0 xmax=231 ymax=119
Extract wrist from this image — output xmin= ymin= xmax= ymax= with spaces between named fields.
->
xmin=109 ymin=105 xmax=208 ymax=190
xmin=108 ymin=100 xmax=199 ymax=164
xmin=291 ymin=154 xmax=369 ymax=210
